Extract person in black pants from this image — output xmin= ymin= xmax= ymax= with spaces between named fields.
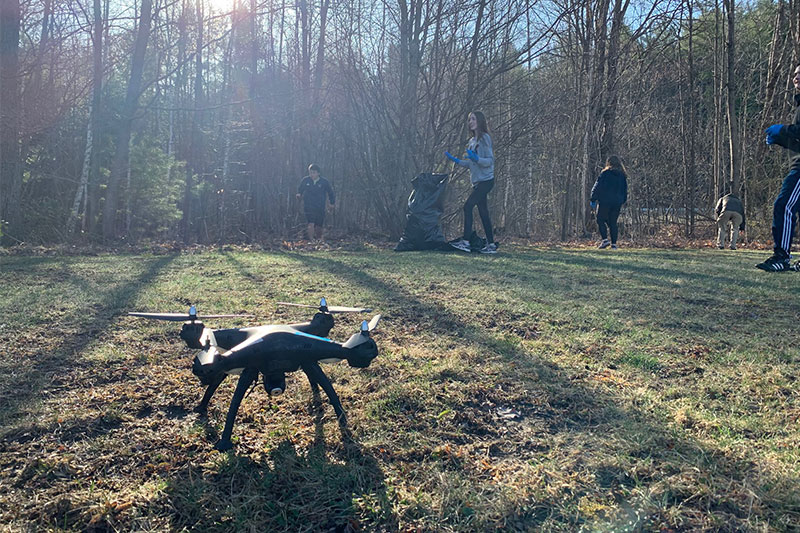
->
xmin=590 ymin=155 xmax=628 ymax=249
xmin=758 ymin=64 xmax=800 ymax=271
xmin=445 ymin=111 xmax=497 ymax=254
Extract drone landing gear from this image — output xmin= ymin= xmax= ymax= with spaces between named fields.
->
xmin=215 ymin=367 xmax=259 ymax=451
xmin=195 ymin=373 xmax=227 ymax=416
xmin=213 ymin=364 xmax=348 ymax=452
xmin=302 ymin=362 xmax=346 ymax=422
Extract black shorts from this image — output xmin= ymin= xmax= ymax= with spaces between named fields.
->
xmin=305 ymin=211 xmax=325 ymax=225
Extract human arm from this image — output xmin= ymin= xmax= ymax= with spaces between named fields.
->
xmin=766 ymin=122 xmax=800 ymax=151
xmin=766 ymin=124 xmax=784 ymax=145
xmin=445 ymin=151 xmax=469 ymax=167
xmin=714 ymin=197 xmax=723 ymax=219
xmin=590 ymin=172 xmax=604 ymax=203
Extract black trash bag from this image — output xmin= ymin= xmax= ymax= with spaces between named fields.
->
xmin=395 ymin=173 xmax=450 ymax=251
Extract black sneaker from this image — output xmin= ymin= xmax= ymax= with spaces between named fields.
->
xmin=755 ymin=255 xmax=791 ymax=272
xmin=792 ymin=261 xmax=800 ymax=272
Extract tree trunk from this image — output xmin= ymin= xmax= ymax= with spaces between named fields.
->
xmin=599 ymin=0 xmax=629 ymax=158
xmin=103 ymin=0 xmax=153 ymax=240
xmin=68 ymin=0 xmax=103 ymax=238
xmin=182 ymin=0 xmax=204 ymax=243
xmin=0 ymin=0 xmax=22 ymax=244
xmin=724 ymin=0 xmax=741 ymax=193
xmin=580 ymin=0 xmax=611 ymax=237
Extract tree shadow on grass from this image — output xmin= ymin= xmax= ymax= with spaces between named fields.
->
xmin=0 ymin=254 xmax=177 ymax=429
xmin=269 ymin=252 xmax=799 ymax=531
xmin=515 ymin=248 xmax=768 ymax=291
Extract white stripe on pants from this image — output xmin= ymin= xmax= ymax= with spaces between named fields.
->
xmin=781 ymin=175 xmax=800 ymax=253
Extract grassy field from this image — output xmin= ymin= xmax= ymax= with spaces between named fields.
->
xmin=0 ymin=244 xmax=798 ymax=532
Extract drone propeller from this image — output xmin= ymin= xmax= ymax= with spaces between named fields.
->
xmin=367 ymin=314 xmax=381 ymax=332
xmin=360 ymin=314 xmax=382 ymax=336
xmin=128 ymin=305 xmax=252 ymax=323
xmin=277 ymin=297 xmax=372 ymax=314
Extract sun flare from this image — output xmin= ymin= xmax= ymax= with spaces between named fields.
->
xmin=206 ymin=0 xmax=234 ymax=14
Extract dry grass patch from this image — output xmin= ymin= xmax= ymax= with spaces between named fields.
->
xmin=1 ymin=247 xmax=798 ymax=531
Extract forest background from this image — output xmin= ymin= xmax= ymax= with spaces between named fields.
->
xmin=1 ymin=0 xmax=798 ymax=246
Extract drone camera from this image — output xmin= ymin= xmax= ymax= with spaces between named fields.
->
xmin=264 ymin=373 xmax=286 ymax=396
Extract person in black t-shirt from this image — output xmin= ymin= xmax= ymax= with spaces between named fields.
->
xmin=296 ymin=164 xmax=335 ymax=241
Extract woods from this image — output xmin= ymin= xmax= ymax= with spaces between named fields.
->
xmin=0 ymin=0 xmax=798 ymax=245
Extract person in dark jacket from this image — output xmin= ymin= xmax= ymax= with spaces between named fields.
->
xmin=296 ymin=164 xmax=335 ymax=241
xmin=590 ymin=155 xmax=628 ymax=249
xmin=714 ymin=191 xmax=745 ymax=250
xmin=759 ymin=64 xmax=800 ymax=271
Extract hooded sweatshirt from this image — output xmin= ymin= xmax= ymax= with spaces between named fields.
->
xmin=455 ymin=133 xmax=494 ymax=185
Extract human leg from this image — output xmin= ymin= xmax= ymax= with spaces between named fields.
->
xmin=607 ymin=205 xmax=621 ymax=244
xmin=716 ymin=216 xmax=727 ymax=248
xmin=462 ymin=191 xmax=478 ymax=240
xmin=306 ymin=211 xmax=324 ymax=240
xmin=770 ymin=168 xmax=800 ymax=258
xmin=474 ymin=180 xmax=495 ymax=243
xmin=729 ymin=212 xmax=742 ymax=249
xmin=596 ymin=205 xmax=609 ymax=241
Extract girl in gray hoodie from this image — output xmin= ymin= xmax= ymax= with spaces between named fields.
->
xmin=445 ymin=111 xmax=497 ymax=254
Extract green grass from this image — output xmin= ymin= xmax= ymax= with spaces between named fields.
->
xmin=0 ymin=245 xmax=799 ymax=531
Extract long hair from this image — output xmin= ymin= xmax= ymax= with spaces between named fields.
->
xmin=470 ymin=111 xmax=489 ymax=141
xmin=603 ymin=155 xmax=627 ymax=176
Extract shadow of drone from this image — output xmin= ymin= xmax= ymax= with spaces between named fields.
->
xmin=162 ymin=399 xmax=392 ymax=532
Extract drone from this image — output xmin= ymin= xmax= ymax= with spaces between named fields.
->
xmin=129 ymin=298 xmax=380 ymax=451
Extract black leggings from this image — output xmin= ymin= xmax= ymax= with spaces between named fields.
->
xmin=596 ymin=204 xmax=621 ymax=243
xmin=463 ymin=180 xmax=494 ymax=243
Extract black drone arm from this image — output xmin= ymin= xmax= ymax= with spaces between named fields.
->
xmin=287 ymin=312 xmax=335 ymax=338
xmin=215 ymin=367 xmax=259 ymax=451
xmin=302 ymin=362 xmax=345 ymax=420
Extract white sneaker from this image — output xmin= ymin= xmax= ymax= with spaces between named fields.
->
xmin=450 ymin=238 xmax=471 ymax=252
xmin=479 ymin=242 xmax=498 ymax=254
xmin=598 ymin=239 xmax=611 ymax=249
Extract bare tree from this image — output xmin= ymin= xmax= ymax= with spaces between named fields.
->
xmin=103 ymin=0 xmax=154 ymax=240
xmin=68 ymin=0 xmax=104 ymax=238
xmin=0 ymin=0 xmax=22 ymax=243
